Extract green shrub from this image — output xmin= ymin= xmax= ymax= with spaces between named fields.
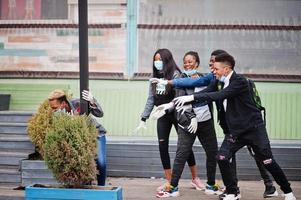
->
xmin=27 ymin=99 xmax=53 ymax=158
xmin=44 ymin=113 xmax=98 ymax=188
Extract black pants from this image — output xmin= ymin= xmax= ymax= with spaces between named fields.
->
xmin=229 ymin=147 xmax=273 ymax=188
xmin=218 ymin=124 xmax=292 ymax=194
xmin=247 ymin=146 xmax=274 ymax=187
xmin=157 ymin=112 xmax=196 ymax=170
xmin=171 ymin=119 xmax=218 ymax=187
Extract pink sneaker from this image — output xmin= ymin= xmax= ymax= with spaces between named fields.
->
xmin=190 ymin=177 xmax=205 ymax=191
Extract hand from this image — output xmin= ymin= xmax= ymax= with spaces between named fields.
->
xmin=188 ymin=117 xmax=197 ymax=134
xmin=173 ymin=95 xmax=194 ymax=108
xmin=150 ymin=102 xmax=174 ymax=120
xmin=149 ymin=78 xmax=168 ymax=85
xmin=176 ymin=104 xmax=192 ymax=115
xmin=82 ymin=90 xmax=95 ymax=104
xmin=133 ymin=120 xmax=147 ymax=134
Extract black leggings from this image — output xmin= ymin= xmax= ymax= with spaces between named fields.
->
xmin=157 ymin=112 xmax=196 ymax=170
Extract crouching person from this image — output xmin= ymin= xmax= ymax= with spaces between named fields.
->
xmin=48 ymin=89 xmax=107 ymax=186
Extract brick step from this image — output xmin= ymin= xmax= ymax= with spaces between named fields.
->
xmin=0 ymin=151 xmax=30 ymax=166
xmin=0 ymin=111 xmax=32 ymax=123
xmin=0 ymin=123 xmax=28 ymax=135
xmin=0 ymin=168 xmax=21 ymax=184
xmin=0 ymin=134 xmax=34 ymax=153
xmin=0 ymin=135 xmax=30 ymax=142
xmin=0 ymin=139 xmax=34 ymax=152
xmin=0 ymin=165 xmax=19 ymax=171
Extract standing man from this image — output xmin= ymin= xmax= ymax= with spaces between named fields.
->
xmin=48 ymin=89 xmax=107 ymax=186
xmin=173 ymin=53 xmax=296 ymax=200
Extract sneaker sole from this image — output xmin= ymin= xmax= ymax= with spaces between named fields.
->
xmin=205 ymin=189 xmax=223 ymax=195
xmin=264 ymin=190 xmax=278 ymax=198
xmin=156 ymin=191 xmax=180 ymax=198
xmin=219 ymin=194 xmax=241 ymax=200
xmin=223 ymin=196 xmax=240 ymax=200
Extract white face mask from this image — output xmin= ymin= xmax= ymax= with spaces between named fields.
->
xmin=183 ymin=69 xmax=197 ymax=77
xmin=55 ymin=108 xmax=66 ymax=113
xmin=154 ymin=60 xmax=163 ymax=70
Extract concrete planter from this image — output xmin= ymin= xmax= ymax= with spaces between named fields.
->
xmin=25 ymin=185 xmax=123 ymax=200
xmin=22 ymin=160 xmax=123 ymax=200
xmin=21 ymin=160 xmax=57 ymax=186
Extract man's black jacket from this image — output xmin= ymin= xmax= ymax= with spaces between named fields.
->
xmin=192 ymin=71 xmax=264 ymax=138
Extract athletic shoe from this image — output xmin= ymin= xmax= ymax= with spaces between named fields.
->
xmin=222 ymin=194 xmax=240 ymax=200
xmin=156 ymin=185 xmax=180 ymax=198
xmin=263 ymin=185 xmax=278 ymax=198
xmin=283 ymin=192 xmax=296 ymax=200
xmin=156 ymin=182 xmax=169 ymax=192
xmin=205 ymin=183 xmax=223 ymax=195
xmin=190 ymin=177 xmax=205 ymax=190
xmin=219 ymin=188 xmax=241 ymax=200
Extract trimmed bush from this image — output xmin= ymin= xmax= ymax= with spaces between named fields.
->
xmin=44 ymin=113 xmax=98 ymax=188
xmin=27 ymin=99 xmax=53 ymax=158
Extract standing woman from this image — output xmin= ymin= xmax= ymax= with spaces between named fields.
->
xmin=134 ymin=48 xmax=204 ymax=191
xmin=156 ymin=51 xmax=220 ymax=198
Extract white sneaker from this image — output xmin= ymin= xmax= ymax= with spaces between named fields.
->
xmin=156 ymin=186 xmax=180 ymax=198
xmin=204 ymin=183 xmax=223 ymax=195
xmin=223 ymin=194 xmax=240 ymax=200
xmin=219 ymin=190 xmax=241 ymax=199
xmin=283 ymin=192 xmax=296 ymax=200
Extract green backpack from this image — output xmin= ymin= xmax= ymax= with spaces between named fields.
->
xmin=247 ymin=79 xmax=266 ymax=123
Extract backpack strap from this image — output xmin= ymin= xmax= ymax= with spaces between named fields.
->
xmin=247 ymin=79 xmax=266 ymax=124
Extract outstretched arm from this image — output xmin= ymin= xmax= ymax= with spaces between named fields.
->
xmin=173 ymin=77 xmax=248 ymax=107
xmin=149 ymin=73 xmax=214 ymax=89
xmin=193 ymin=77 xmax=247 ymax=102
xmin=172 ymin=73 xmax=214 ymax=88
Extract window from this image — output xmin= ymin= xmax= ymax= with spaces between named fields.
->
xmin=0 ymin=0 xmax=68 ymax=20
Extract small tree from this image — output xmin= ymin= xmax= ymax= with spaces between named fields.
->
xmin=44 ymin=113 xmax=98 ymax=188
xmin=27 ymin=99 xmax=53 ymax=159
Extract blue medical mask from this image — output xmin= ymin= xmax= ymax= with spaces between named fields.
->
xmin=219 ymin=75 xmax=227 ymax=83
xmin=154 ymin=60 xmax=163 ymax=70
xmin=183 ymin=69 xmax=197 ymax=77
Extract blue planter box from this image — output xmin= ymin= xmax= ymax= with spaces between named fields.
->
xmin=25 ymin=185 xmax=122 ymax=200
